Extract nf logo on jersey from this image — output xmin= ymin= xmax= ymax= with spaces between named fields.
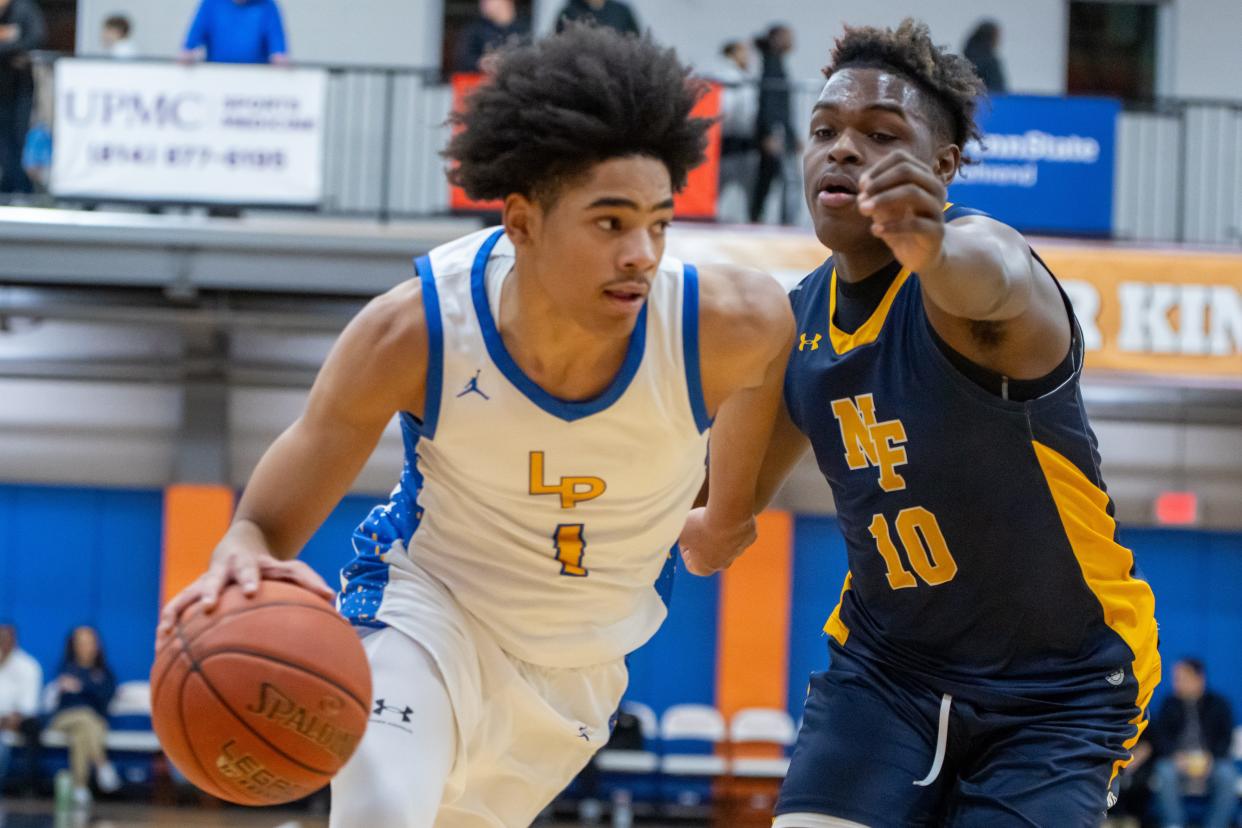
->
xmin=799 ymin=333 xmax=822 ymax=351
xmin=830 ymin=393 xmax=909 ymax=492
xmin=529 ymin=451 xmax=606 ymax=508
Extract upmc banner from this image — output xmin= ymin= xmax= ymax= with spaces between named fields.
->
xmin=51 ymin=59 xmax=326 ymax=205
xmin=948 ymin=95 xmax=1121 ymax=237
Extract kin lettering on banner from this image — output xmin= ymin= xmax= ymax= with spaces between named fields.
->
xmin=51 ymin=59 xmax=327 ymax=206
xmin=948 ymin=95 xmax=1121 ymax=237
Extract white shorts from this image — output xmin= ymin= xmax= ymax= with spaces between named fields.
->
xmin=336 ymin=552 xmax=628 ymax=827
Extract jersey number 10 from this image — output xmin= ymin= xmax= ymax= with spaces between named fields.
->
xmin=867 ymin=506 xmax=959 ymax=589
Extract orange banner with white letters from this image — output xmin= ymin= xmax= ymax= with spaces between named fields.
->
xmin=665 ymin=229 xmax=1242 ymax=385
xmin=448 ymin=74 xmax=721 ymax=219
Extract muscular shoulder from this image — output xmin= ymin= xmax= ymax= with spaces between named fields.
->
xmin=317 ymin=278 xmax=429 ymax=417
xmin=697 ymin=263 xmax=793 ymax=386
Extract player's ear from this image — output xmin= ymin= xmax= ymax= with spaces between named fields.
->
xmin=935 ymin=143 xmax=961 ymax=186
xmin=503 ymin=193 xmax=539 ymax=248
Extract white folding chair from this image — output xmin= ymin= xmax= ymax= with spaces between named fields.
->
xmin=729 ymin=707 xmax=795 ymax=778
xmin=659 ymin=704 xmax=727 ymax=777
xmin=595 ymin=700 xmax=660 ymax=774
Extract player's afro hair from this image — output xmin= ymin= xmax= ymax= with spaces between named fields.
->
xmin=825 ymin=18 xmax=985 ymax=159
xmin=444 ymin=24 xmax=712 ymax=203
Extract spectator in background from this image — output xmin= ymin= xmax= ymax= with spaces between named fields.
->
xmin=750 ymin=23 xmax=796 ymax=224
xmin=0 ymin=623 xmax=43 ymax=794
xmin=182 ymin=0 xmax=289 ymax=65
xmin=45 ymin=626 xmax=120 ymax=807
xmin=453 ymin=0 xmax=529 ymax=74
xmin=101 ymin=14 xmax=137 ymax=59
xmin=555 ymin=0 xmax=639 ymax=37
xmin=710 ymin=39 xmax=758 ymax=223
xmin=963 ymin=19 xmax=1007 ymax=94
xmin=1147 ymin=658 xmax=1237 ymax=828
xmin=0 ymin=0 xmax=44 ymax=196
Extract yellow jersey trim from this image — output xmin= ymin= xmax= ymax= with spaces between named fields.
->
xmin=1031 ymin=440 xmax=1161 ymax=782
xmin=825 ymin=203 xmax=957 ymax=355
xmin=827 ymin=268 xmax=911 ymax=355
xmin=822 ymin=571 xmax=854 ymax=645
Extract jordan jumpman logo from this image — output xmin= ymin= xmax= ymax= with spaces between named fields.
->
xmin=457 ymin=370 xmax=490 ymax=400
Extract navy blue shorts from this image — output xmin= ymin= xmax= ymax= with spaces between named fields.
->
xmin=775 ymin=642 xmax=1141 ymax=827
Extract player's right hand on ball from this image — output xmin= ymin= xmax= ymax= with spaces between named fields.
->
xmin=157 ymin=536 xmax=336 ymax=636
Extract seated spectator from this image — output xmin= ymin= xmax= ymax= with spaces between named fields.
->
xmin=555 ymin=0 xmax=639 ymax=36
xmin=1148 ymin=657 xmax=1237 ymax=828
xmin=0 ymin=622 xmax=43 ymax=793
xmin=101 ymin=14 xmax=137 ymax=59
xmin=182 ymin=0 xmax=288 ymax=65
xmin=453 ymin=0 xmax=529 ymax=74
xmin=46 ymin=626 xmax=120 ymax=806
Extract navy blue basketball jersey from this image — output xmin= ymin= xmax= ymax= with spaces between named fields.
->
xmin=785 ymin=204 xmax=1159 ymax=730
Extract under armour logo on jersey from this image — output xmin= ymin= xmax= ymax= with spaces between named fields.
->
xmin=830 ymin=393 xmax=909 ymax=492
xmin=456 ymin=370 xmax=490 ymax=400
xmin=373 ymin=699 xmax=413 ymax=723
xmin=578 ymin=725 xmax=591 ymax=742
xmin=799 ymin=333 xmax=822 ymax=351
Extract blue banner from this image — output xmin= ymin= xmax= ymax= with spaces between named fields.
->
xmin=948 ymin=95 xmax=1120 ymax=236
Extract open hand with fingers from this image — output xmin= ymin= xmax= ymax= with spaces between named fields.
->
xmin=857 ymin=149 xmax=949 ymax=274
xmin=156 ymin=527 xmax=336 ymax=638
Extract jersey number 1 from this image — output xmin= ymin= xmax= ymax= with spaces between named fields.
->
xmin=554 ymin=524 xmax=588 ymax=577
xmin=867 ymin=507 xmax=958 ymax=589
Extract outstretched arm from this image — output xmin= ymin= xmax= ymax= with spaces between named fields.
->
xmin=680 ymin=264 xmax=796 ymax=576
xmin=857 ymin=150 xmax=1071 ymax=377
xmin=159 ymin=282 xmax=428 ymax=632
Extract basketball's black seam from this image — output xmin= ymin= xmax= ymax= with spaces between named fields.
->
xmin=172 ymin=619 xmax=335 ymax=780
xmin=154 ymin=599 xmax=344 ymax=692
xmin=189 ymin=671 xmax=335 ymax=777
xmin=197 ymin=648 xmax=370 ymax=713
xmin=178 ymin=599 xmax=347 ymax=652
xmin=170 ymin=627 xmax=230 ymax=799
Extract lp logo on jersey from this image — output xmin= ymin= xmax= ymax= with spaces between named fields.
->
xmin=529 ymin=452 xmax=606 ymax=508
xmin=830 ymin=394 xmax=909 ymax=492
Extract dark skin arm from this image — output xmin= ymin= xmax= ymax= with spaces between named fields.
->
xmin=857 ymin=149 xmax=1071 ymax=378
xmin=158 ymin=282 xmax=428 ymax=633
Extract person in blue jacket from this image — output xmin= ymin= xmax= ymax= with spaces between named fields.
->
xmin=46 ymin=626 xmax=120 ymax=807
xmin=182 ymin=0 xmax=289 ymax=65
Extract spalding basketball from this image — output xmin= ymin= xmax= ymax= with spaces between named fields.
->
xmin=151 ymin=580 xmax=371 ymax=805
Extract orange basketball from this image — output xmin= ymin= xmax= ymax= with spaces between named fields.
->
xmin=150 ymin=580 xmax=371 ymax=806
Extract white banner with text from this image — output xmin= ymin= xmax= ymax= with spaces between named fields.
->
xmin=51 ymin=59 xmax=326 ymax=205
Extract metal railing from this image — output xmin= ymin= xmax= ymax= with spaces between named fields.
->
xmin=21 ymin=54 xmax=1242 ymax=245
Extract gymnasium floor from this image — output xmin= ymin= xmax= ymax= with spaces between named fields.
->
xmin=0 ymin=800 xmax=684 ymax=827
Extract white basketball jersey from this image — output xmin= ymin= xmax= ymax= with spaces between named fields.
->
xmin=340 ymin=228 xmax=711 ymax=668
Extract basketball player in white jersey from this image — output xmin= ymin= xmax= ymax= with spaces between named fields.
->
xmin=159 ymin=26 xmax=793 ymax=826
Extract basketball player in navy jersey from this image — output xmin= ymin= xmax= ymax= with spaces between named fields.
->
xmin=682 ymin=19 xmax=1159 ymax=826
xmin=158 ymin=26 xmax=793 ymax=826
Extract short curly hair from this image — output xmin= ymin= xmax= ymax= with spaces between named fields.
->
xmin=824 ymin=18 xmax=985 ymax=158
xmin=445 ymin=25 xmax=712 ymax=204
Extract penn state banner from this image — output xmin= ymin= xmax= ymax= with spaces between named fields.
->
xmin=948 ymin=95 xmax=1121 ymax=237
xmin=51 ymin=59 xmax=327 ymax=205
